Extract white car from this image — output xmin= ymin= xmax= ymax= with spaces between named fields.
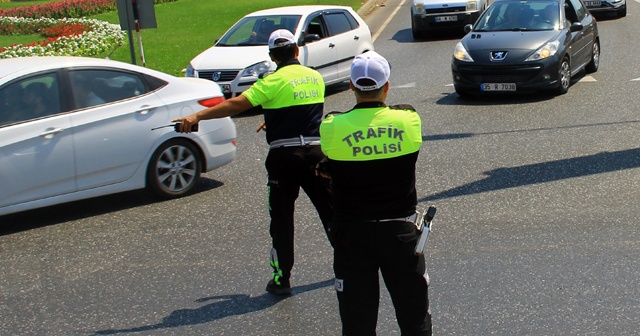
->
xmin=411 ymin=0 xmax=488 ymax=39
xmin=0 ymin=56 xmax=237 ymax=216
xmin=584 ymin=0 xmax=626 ymax=18
xmin=186 ymin=5 xmax=374 ymax=98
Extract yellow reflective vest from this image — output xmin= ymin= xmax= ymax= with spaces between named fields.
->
xmin=320 ymin=103 xmax=422 ymax=161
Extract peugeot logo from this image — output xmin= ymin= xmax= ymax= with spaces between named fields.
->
xmin=490 ymin=51 xmax=508 ymax=61
xmin=212 ymin=71 xmax=222 ymax=81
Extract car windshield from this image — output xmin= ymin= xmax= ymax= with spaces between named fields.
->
xmin=216 ymin=15 xmax=301 ymax=46
xmin=473 ymin=0 xmax=561 ymax=32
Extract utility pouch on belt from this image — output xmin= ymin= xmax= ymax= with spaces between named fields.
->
xmin=414 ymin=205 xmax=437 ymax=255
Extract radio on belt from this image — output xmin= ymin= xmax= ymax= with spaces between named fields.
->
xmin=414 ymin=205 xmax=436 ymax=255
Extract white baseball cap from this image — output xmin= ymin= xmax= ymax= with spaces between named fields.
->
xmin=350 ymin=51 xmax=391 ymax=91
xmin=268 ymin=29 xmax=296 ymax=49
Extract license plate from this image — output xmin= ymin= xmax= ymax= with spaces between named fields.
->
xmin=481 ymin=83 xmax=516 ymax=91
xmin=435 ymin=15 xmax=458 ymax=22
xmin=220 ymin=84 xmax=231 ymax=93
xmin=585 ymin=0 xmax=601 ymax=6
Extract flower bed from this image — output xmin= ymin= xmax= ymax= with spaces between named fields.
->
xmin=0 ymin=0 xmax=177 ymax=58
xmin=0 ymin=16 xmax=125 ymax=58
xmin=0 ymin=0 xmax=117 ymax=19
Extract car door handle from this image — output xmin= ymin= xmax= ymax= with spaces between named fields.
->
xmin=39 ymin=127 xmax=65 ymax=138
xmin=328 ymin=43 xmax=335 ymax=48
xmin=136 ymin=105 xmax=156 ymax=115
xmin=353 ymin=35 xmax=360 ymax=41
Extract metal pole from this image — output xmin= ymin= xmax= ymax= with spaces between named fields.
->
xmin=125 ymin=0 xmax=136 ymax=65
xmin=132 ymin=0 xmax=146 ymax=67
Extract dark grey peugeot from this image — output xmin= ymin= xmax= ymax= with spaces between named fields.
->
xmin=451 ymin=0 xmax=599 ymax=97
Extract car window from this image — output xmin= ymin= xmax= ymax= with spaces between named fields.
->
xmin=306 ymin=15 xmax=326 ymax=39
xmin=217 ymin=15 xmax=301 ymax=46
xmin=0 ymin=72 xmax=60 ymax=125
xmin=324 ymin=11 xmax=356 ymax=35
xmin=69 ymin=70 xmax=146 ymax=109
xmin=564 ymin=0 xmax=577 ymax=23
xmin=568 ymin=0 xmax=587 ymax=20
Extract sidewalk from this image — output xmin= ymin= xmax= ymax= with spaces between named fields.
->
xmin=357 ymin=0 xmax=405 ymax=39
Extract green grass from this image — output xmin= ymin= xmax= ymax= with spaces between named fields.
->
xmin=1 ymin=0 xmax=364 ymax=76
xmin=0 ymin=1 xmax=52 ymax=9
xmin=1 ymin=33 xmax=41 ymax=46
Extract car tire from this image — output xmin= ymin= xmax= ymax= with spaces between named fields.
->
xmin=454 ymin=86 xmax=473 ymax=99
xmin=146 ymin=138 xmax=202 ymax=199
xmin=556 ymin=57 xmax=570 ymax=95
xmin=585 ymin=40 xmax=600 ymax=73
xmin=411 ymin=15 xmax=425 ymax=40
xmin=412 ymin=26 xmax=425 ymax=40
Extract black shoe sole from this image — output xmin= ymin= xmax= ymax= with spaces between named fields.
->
xmin=266 ymin=286 xmax=292 ymax=295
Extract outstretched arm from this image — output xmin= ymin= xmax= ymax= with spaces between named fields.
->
xmin=172 ymin=94 xmax=254 ymax=133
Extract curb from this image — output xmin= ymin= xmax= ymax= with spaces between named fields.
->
xmin=357 ymin=0 xmax=386 ymax=18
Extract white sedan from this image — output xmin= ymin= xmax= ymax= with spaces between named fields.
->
xmin=186 ymin=5 xmax=374 ymax=99
xmin=0 ymin=56 xmax=237 ymax=216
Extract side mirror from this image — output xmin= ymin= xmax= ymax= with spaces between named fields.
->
xmin=303 ymin=34 xmax=321 ymax=44
xmin=569 ymin=22 xmax=583 ymax=32
xmin=464 ymin=24 xmax=473 ymax=34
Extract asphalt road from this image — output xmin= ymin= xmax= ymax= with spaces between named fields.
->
xmin=2 ymin=1 xmax=640 ymax=335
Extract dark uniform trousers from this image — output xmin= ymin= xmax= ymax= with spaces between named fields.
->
xmin=333 ymin=220 xmax=432 ymax=336
xmin=265 ymin=145 xmax=332 ymax=282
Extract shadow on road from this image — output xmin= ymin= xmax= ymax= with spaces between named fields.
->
xmin=93 ymin=279 xmax=334 ymax=335
xmin=390 ymin=28 xmax=465 ymax=43
xmin=0 ymin=177 xmax=224 ymax=234
xmin=419 ymin=146 xmax=640 ymax=203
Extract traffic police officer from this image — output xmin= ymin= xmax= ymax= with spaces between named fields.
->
xmin=319 ymin=51 xmax=432 ymax=335
xmin=174 ymin=29 xmax=332 ymax=296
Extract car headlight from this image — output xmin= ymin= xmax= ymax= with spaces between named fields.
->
xmin=466 ymin=0 xmax=477 ymax=11
xmin=185 ymin=64 xmax=195 ymax=77
xmin=525 ymin=40 xmax=560 ymax=61
xmin=453 ymin=42 xmax=474 ymax=62
xmin=414 ymin=3 xmax=425 ymax=14
xmin=242 ymin=61 xmax=271 ymax=78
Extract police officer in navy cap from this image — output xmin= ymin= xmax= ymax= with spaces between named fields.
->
xmin=174 ymin=29 xmax=332 ymax=296
xmin=319 ymin=51 xmax=432 ymax=335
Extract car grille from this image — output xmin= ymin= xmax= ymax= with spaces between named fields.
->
xmin=197 ymin=70 xmax=239 ymax=82
xmin=427 ymin=6 xmax=466 ymax=14
xmin=459 ymin=65 xmax=541 ymax=83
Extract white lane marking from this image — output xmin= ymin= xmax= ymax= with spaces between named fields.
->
xmin=395 ymin=82 xmax=416 ymax=88
xmin=578 ymin=75 xmax=597 ymax=82
xmin=372 ymin=0 xmax=407 ymax=43
xmin=631 ymin=77 xmax=640 ymax=81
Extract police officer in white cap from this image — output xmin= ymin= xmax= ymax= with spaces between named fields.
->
xmin=319 ymin=51 xmax=432 ymax=335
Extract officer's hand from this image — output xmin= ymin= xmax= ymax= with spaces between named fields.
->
xmin=315 ymin=159 xmax=331 ymax=179
xmin=172 ymin=115 xmax=199 ymax=133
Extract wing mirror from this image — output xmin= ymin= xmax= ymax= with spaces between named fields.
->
xmin=569 ymin=22 xmax=584 ymax=32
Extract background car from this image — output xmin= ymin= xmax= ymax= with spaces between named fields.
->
xmin=584 ymin=0 xmax=626 ymax=18
xmin=451 ymin=0 xmax=600 ymax=97
xmin=411 ymin=0 xmax=489 ymax=39
xmin=0 ymin=56 xmax=237 ymax=216
xmin=185 ymin=5 xmax=374 ymax=99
